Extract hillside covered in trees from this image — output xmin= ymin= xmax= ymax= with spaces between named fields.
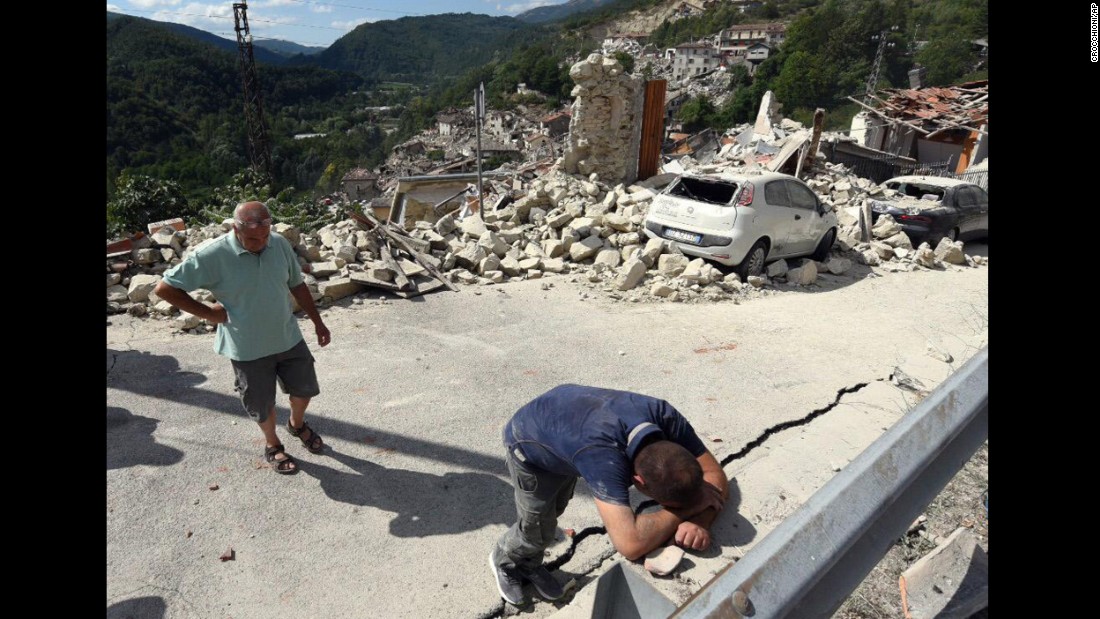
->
xmin=106 ymin=0 xmax=987 ymax=236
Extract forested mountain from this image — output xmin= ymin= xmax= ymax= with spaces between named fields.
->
xmin=256 ymin=39 xmax=327 ymax=57
xmin=515 ymin=0 xmax=621 ymax=23
xmin=306 ymin=13 xmax=537 ymax=84
xmin=107 ymin=13 xmax=368 ymax=204
xmin=106 ymin=11 xmax=289 ymax=65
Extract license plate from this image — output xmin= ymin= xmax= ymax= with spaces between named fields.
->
xmin=664 ymin=227 xmax=702 ymax=244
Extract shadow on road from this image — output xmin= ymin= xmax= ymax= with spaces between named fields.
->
xmin=106 ymin=407 xmax=184 ymax=470
xmin=107 ymin=348 xmax=522 ymax=478
xmin=106 ymin=596 xmax=165 ymax=619
xmin=299 ymin=450 xmax=514 ymax=537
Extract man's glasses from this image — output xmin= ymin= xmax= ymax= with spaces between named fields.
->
xmin=235 ymin=218 xmax=273 ymax=229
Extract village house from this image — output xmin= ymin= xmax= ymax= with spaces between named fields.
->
xmin=341 ymin=168 xmax=379 ymax=202
xmin=717 ymin=23 xmax=786 ymax=59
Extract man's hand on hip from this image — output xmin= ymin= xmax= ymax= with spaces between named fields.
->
xmin=206 ymin=303 xmax=228 ymax=324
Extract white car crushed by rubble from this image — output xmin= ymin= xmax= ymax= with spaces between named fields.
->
xmin=643 ymin=170 xmax=839 ymax=280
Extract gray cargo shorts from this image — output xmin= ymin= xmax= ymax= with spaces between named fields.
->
xmin=230 ymin=339 xmax=320 ymax=422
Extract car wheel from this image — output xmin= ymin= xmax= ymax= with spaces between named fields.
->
xmin=810 ymin=228 xmax=836 ymax=262
xmin=737 ymin=240 xmax=768 ymax=281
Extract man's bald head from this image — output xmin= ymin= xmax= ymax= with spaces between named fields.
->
xmin=232 ymin=201 xmax=273 ymax=253
xmin=235 ymin=201 xmax=270 ymax=221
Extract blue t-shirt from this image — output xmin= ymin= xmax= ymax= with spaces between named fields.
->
xmin=161 ymin=231 xmax=304 ymax=362
xmin=503 ymin=384 xmax=707 ymax=506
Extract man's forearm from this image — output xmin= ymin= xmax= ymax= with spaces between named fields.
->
xmin=290 ymin=283 xmax=323 ymax=324
xmin=154 ymin=282 xmax=217 ymax=321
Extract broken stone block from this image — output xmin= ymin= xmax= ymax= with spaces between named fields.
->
xmin=434 ymin=214 xmax=457 ymax=236
xmin=529 ymin=207 xmax=547 ymax=226
xmin=650 ymin=282 xmax=674 ymax=297
xmin=297 ymin=245 xmax=323 ymax=262
xmin=788 ymin=260 xmax=818 ymax=286
xmin=569 ymin=235 xmax=604 ymax=262
xmin=872 ymin=214 xmax=903 ymax=239
xmin=860 ymin=249 xmax=882 ymax=266
xmin=934 ymin=238 xmax=967 ymax=265
xmin=883 ymin=232 xmax=914 ymax=250
xmin=914 ymin=244 xmax=937 ymax=268
xmin=747 ymin=275 xmax=766 ymax=288
xmin=484 ymin=270 xmax=505 ymax=284
xmin=893 ymin=247 xmax=910 ymax=260
xmin=603 ymin=213 xmax=631 ymax=232
xmin=459 ymin=215 xmax=488 ymax=238
xmin=335 ymin=245 xmax=359 ymax=264
xmin=546 ymin=211 xmax=574 ymax=229
xmin=642 ymin=238 xmax=665 ymax=266
xmin=826 ymin=257 xmax=852 ymax=275
xmin=454 ymin=270 xmax=479 ymax=285
xmin=273 ymin=223 xmax=300 ymax=246
xmin=172 ymin=312 xmax=202 ymax=330
xmin=615 ymin=258 xmax=647 ymax=291
xmin=133 ymin=248 xmax=160 ymax=265
xmin=318 ymin=277 xmax=363 ymax=301
xmin=126 ymin=274 xmax=160 ymax=303
xmin=311 ymin=261 xmax=339 ymax=278
xmin=657 ymin=254 xmax=688 ymax=277
xmin=107 ymin=273 xmax=122 ymax=288
xmin=766 ymin=259 xmax=789 ymax=278
xmin=456 ymin=244 xmax=488 ymax=270
xmin=478 ymin=231 xmax=509 ymax=257
xmin=542 ymin=258 xmax=565 ymax=273
xmin=644 ymin=545 xmax=685 ymax=576
xmin=153 ymin=300 xmax=178 ymax=315
xmin=479 ymin=255 xmax=502 ymax=275
xmin=594 ymin=249 xmax=621 ymax=268
xmin=499 ymin=255 xmax=523 ymax=276
xmin=107 ymin=285 xmax=130 ymax=303
xmin=541 ymin=239 xmax=565 ymax=258
xmin=320 ymin=230 xmax=341 ymax=249
xmin=519 ymin=257 xmax=542 ymax=272
xmin=870 ymin=241 xmax=895 ymax=261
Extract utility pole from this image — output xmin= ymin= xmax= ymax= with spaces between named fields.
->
xmin=474 ymin=82 xmax=485 ymax=219
xmin=233 ymin=3 xmax=272 ymax=176
xmin=863 ymin=25 xmax=897 ymax=105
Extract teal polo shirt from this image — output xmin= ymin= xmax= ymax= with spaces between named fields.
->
xmin=162 ymin=231 xmax=305 ymax=362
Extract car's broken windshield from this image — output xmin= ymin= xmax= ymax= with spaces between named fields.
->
xmin=668 ymin=177 xmax=739 ymax=205
xmin=887 ymin=182 xmax=946 ymax=201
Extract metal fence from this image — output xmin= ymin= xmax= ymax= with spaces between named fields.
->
xmin=668 ymin=346 xmax=989 ymax=619
xmin=825 ymin=143 xmax=988 ymax=190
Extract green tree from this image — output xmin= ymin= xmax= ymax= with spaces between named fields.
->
xmin=107 ymin=172 xmax=192 ymax=238
xmin=612 ymin=51 xmax=635 ymax=74
xmin=678 ymin=95 xmax=716 ymax=133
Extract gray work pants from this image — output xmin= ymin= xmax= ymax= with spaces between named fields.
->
xmin=493 ymin=448 xmax=577 ymax=570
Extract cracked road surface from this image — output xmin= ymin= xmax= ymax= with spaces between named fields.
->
xmin=107 ymin=262 xmax=988 ymax=619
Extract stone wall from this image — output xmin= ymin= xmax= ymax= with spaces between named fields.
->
xmin=563 ymin=54 xmax=645 ymax=186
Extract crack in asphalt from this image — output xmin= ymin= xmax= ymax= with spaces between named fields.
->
xmin=719 ymin=380 xmax=876 ymax=466
xmin=107 ymin=353 xmax=118 ymax=379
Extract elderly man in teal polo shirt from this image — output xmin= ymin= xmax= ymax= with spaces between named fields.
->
xmin=155 ymin=201 xmax=331 ymax=474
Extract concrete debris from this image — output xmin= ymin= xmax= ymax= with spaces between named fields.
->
xmin=644 ymin=545 xmax=685 ymax=577
xmin=900 ymin=527 xmax=988 ymax=619
xmin=107 ymin=65 xmax=986 ymax=326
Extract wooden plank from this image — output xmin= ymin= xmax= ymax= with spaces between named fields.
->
xmin=347 ymin=210 xmax=459 ymax=292
xmin=377 ymin=239 xmax=412 ymax=291
xmin=637 ymin=80 xmax=667 ymax=181
xmin=347 ymin=272 xmax=401 ymax=291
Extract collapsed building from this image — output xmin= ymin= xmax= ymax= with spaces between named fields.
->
xmin=107 ymin=54 xmax=987 ymax=332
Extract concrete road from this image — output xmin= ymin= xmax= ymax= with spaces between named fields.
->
xmin=107 ymin=261 xmax=988 ymax=619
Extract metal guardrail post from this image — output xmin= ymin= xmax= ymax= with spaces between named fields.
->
xmin=671 ymin=347 xmax=988 ymax=619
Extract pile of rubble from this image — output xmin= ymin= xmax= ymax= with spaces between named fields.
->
xmin=107 ymin=149 xmax=985 ymax=332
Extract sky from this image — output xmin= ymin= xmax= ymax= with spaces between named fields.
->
xmin=105 ymin=0 xmax=571 ymax=48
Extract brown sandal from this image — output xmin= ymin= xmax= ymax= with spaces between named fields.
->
xmin=287 ymin=421 xmax=324 ymax=453
xmin=264 ymin=444 xmax=298 ymax=474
